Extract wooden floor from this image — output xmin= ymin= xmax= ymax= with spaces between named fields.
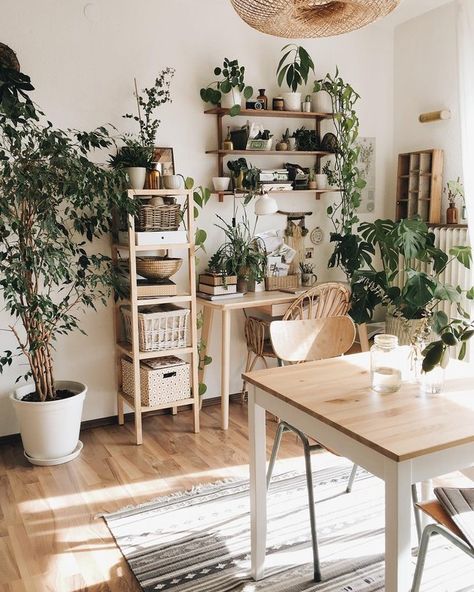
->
xmin=1 ymin=401 xmax=473 ymax=592
xmin=0 ymin=403 xmax=310 ymax=592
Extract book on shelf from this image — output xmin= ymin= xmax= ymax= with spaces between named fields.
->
xmin=197 ymin=291 xmax=244 ymax=301
xmin=198 ymin=283 xmax=237 ymax=296
xmin=260 ymin=182 xmax=293 ymax=192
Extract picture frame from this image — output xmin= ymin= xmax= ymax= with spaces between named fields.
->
xmin=153 ymin=147 xmax=175 ymax=175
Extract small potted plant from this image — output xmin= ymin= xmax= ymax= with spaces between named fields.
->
xmin=200 ymin=58 xmax=253 ymax=116
xmin=0 ymin=66 xmax=134 ymax=465
xmin=299 ymin=262 xmax=317 ymax=287
xmin=227 ymin=157 xmax=249 ymax=190
xmin=445 ymin=177 xmax=464 ymax=225
xmin=308 ymin=170 xmax=317 ymax=190
xmin=276 ymin=129 xmax=289 ymax=151
xmin=312 ymin=78 xmax=334 ymax=113
xmin=110 ymin=70 xmax=174 ymax=189
xmin=276 ymin=44 xmax=315 ymax=112
xmin=294 ymin=126 xmax=320 ymax=151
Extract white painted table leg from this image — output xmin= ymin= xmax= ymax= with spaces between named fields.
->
xmin=221 ymin=308 xmax=231 ymax=430
xmin=384 ymin=459 xmax=412 ymax=592
xmin=249 ymin=386 xmax=267 ymax=581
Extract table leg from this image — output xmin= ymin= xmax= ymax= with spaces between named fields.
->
xmin=198 ymin=306 xmax=214 ymax=389
xmin=249 ymin=386 xmax=267 ymax=580
xmin=221 ymin=308 xmax=231 ymax=430
xmin=384 ymin=459 xmax=412 ymax=591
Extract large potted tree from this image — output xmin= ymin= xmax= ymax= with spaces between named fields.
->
xmin=0 ymin=65 xmax=134 ymax=465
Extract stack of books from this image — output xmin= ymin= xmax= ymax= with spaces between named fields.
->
xmin=197 ymin=273 xmax=242 ymax=301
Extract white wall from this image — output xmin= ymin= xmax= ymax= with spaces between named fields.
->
xmin=394 ymin=1 xmax=462 ymax=217
xmin=0 ymin=0 xmax=396 ymax=436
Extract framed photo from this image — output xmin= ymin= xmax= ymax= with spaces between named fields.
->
xmin=153 ymin=147 xmax=175 ymax=175
xmin=305 ymin=247 xmax=314 ymax=260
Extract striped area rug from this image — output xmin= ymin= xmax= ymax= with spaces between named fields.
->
xmin=104 ymin=464 xmax=473 ymax=591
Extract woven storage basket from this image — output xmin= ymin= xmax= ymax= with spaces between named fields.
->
xmin=121 ymin=356 xmax=190 ymax=406
xmin=136 ymin=257 xmax=182 ymax=281
xmin=121 ymin=304 xmax=190 ymax=351
xmin=137 ymin=203 xmax=181 ymax=231
xmin=265 ymin=274 xmax=299 ymax=291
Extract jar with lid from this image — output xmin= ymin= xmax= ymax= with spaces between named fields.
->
xmin=370 ymin=334 xmax=402 ymax=393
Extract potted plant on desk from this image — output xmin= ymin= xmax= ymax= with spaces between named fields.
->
xmin=0 ymin=66 xmax=134 ymax=464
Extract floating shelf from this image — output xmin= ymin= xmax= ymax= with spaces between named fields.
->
xmin=204 ymin=107 xmax=334 ymax=120
xmin=205 ymin=149 xmax=332 ymax=156
xmin=211 ymin=188 xmax=342 ymax=202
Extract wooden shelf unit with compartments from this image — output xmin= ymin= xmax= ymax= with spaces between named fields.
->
xmin=395 ymin=149 xmax=443 ymax=223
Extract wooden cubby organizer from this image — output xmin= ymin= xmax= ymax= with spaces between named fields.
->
xmin=111 ymin=189 xmax=200 ymax=445
xmin=205 ymin=107 xmax=340 ymax=201
xmin=395 ymin=149 xmax=443 ymax=223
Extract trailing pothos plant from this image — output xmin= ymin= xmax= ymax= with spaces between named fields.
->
xmin=349 ymin=217 xmax=474 ymax=369
xmin=317 ymin=69 xmax=367 ymax=279
xmin=0 ymin=66 xmax=135 ymax=401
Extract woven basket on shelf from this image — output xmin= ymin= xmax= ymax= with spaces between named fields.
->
xmin=136 ymin=257 xmax=182 ymax=281
xmin=121 ymin=304 xmax=190 ymax=352
xmin=265 ymin=274 xmax=299 ymax=291
xmin=137 ymin=203 xmax=181 ymax=232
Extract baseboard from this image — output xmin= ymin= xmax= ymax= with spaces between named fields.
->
xmin=0 ymin=393 xmax=243 ymax=446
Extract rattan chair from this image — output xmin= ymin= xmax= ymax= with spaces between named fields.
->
xmin=412 ymin=493 xmax=474 ymax=591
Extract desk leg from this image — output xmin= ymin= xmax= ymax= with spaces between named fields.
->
xmin=249 ymin=386 xmax=267 ymax=580
xmin=198 ymin=307 xmax=214 ymax=409
xmin=384 ymin=459 xmax=412 ymax=591
xmin=358 ymin=323 xmax=370 ymax=352
xmin=221 ymin=308 xmax=231 ymax=430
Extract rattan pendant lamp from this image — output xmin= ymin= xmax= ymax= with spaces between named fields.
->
xmin=230 ymin=0 xmax=399 ymax=37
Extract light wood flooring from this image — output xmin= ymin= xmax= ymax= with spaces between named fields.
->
xmin=1 ymin=402 xmax=473 ymax=592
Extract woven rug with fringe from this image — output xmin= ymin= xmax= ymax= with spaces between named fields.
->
xmin=104 ymin=464 xmax=473 ymax=591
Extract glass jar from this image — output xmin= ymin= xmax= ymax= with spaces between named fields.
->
xmin=418 ymin=365 xmax=445 ymax=396
xmin=370 ymin=334 xmax=402 ymax=394
xmin=145 ymin=162 xmax=162 ymax=189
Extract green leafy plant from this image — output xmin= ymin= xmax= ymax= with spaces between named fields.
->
xmin=294 ymin=127 xmax=320 ymax=151
xmin=276 ymin=44 xmax=315 ymax=93
xmin=421 ymin=318 xmax=474 ymax=372
xmin=0 ymin=67 xmax=134 ymax=401
xmin=212 ymin=214 xmax=267 ymax=282
xmin=108 ymin=137 xmax=153 ymax=169
xmin=299 ymin=261 xmax=315 ymax=274
xmin=200 ymin=58 xmax=253 ymax=116
xmin=349 ymin=217 xmax=474 ymax=326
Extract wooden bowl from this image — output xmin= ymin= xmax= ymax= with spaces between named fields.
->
xmin=136 ymin=257 xmax=182 ymax=281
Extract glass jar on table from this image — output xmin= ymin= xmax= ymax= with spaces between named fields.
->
xmin=370 ymin=334 xmax=402 ymax=393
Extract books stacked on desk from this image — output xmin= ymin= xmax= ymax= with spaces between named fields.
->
xmin=197 ymin=273 xmax=243 ymax=301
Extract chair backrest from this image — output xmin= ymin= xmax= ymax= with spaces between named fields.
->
xmin=270 ymin=316 xmax=356 ymax=363
xmin=283 ymin=282 xmax=351 ymax=321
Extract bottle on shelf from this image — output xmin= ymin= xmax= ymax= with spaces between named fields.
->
xmin=223 ymin=126 xmax=233 ymax=150
xmin=257 ymin=89 xmax=268 ymax=110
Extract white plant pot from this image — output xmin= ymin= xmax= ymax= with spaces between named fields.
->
xmin=220 ymin=89 xmax=242 ymax=109
xmin=212 ymin=177 xmax=231 ymax=192
xmin=315 ymin=174 xmax=328 ymax=190
xmin=126 ymin=167 xmax=147 ymax=190
xmin=10 ymin=381 xmax=87 ymax=465
xmin=311 ymin=91 xmax=333 ymax=113
xmin=282 ymin=91 xmax=302 ymax=112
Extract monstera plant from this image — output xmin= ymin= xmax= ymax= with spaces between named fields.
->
xmin=0 ymin=65 xmax=134 ymax=464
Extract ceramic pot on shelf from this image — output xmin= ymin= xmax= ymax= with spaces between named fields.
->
xmin=126 ymin=167 xmax=147 ymax=190
xmin=315 ymin=174 xmax=328 ymax=190
xmin=221 ymin=89 xmax=242 ymax=109
xmin=282 ymin=91 xmax=301 ymax=112
xmin=311 ymin=91 xmax=333 ymax=113
xmin=10 ymin=381 xmax=87 ymax=465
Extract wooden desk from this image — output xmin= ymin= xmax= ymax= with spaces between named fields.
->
xmin=244 ymin=353 xmax=474 ymax=591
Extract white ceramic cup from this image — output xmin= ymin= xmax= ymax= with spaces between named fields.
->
xmin=163 ymin=174 xmax=182 ymax=190
xmin=212 ymin=177 xmax=231 ymax=192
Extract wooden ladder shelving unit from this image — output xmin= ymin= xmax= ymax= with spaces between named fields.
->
xmin=111 ymin=189 xmax=200 ymax=445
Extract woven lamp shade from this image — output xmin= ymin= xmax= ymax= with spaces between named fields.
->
xmin=230 ymin=0 xmax=400 ymax=38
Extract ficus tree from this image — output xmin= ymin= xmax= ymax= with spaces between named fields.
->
xmin=0 ymin=66 xmax=135 ymax=401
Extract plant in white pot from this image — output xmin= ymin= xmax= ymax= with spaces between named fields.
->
xmin=110 ymin=69 xmax=174 ymax=188
xmin=200 ymin=58 xmax=253 ymax=116
xmin=0 ymin=66 xmax=134 ymax=465
xmin=276 ymin=44 xmax=315 ymax=112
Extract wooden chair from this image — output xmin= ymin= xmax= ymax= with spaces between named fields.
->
xmin=412 ymin=494 xmax=474 ymax=591
xmin=241 ymin=282 xmax=351 ymax=397
xmin=267 ymin=316 xmax=421 ymax=583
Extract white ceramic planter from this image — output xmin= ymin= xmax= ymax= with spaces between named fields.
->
xmin=212 ymin=177 xmax=231 ymax=192
xmin=220 ymin=89 xmax=241 ymax=109
xmin=315 ymin=174 xmax=328 ymax=190
xmin=282 ymin=91 xmax=302 ymax=112
xmin=126 ymin=167 xmax=147 ymax=190
xmin=11 ymin=381 xmax=87 ymax=465
xmin=311 ymin=91 xmax=333 ymax=113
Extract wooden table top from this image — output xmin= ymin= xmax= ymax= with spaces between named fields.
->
xmin=243 ymin=352 xmax=474 ymax=462
xmin=197 ymin=290 xmax=298 ymax=310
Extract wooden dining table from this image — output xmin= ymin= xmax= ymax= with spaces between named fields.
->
xmin=243 ymin=352 xmax=474 ymax=591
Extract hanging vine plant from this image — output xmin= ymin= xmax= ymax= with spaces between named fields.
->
xmin=317 ymin=69 xmax=369 ymax=279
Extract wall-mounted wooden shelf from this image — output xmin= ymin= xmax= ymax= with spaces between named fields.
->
xmin=204 ymin=107 xmax=333 ymax=120
xmin=211 ymin=188 xmax=341 ymax=202
xmin=205 ymin=149 xmax=332 ymax=156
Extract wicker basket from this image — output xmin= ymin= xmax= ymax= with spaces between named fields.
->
xmin=265 ymin=274 xmax=299 ymax=291
xmin=137 ymin=203 xmax=181 ymax=232
xmin=121 ymin=304 xmax=190 ymax=351
xmin=136 ymin=257 xmax=182 ymax=281
xmin=121 ymin=356 xmax=190 ymax=406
